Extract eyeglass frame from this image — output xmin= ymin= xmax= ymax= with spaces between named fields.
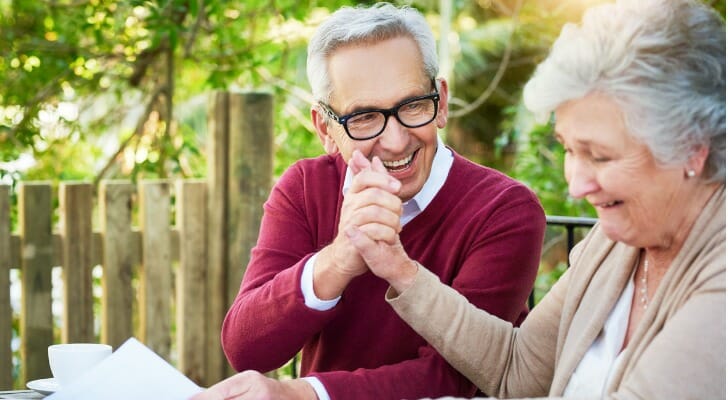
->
xmin=317 ymin=87 xmax=441 ymax=141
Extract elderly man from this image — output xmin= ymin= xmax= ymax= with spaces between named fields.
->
xmin=198 ymin=3 xmax=545 ymax=400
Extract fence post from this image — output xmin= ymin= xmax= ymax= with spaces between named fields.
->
xmin=206 ymin=91 xmax=274 ymax=381
xmin=59 ymin=182 xmax=95 ymax=343
xmin=206 ymin=91 xmax=230 ymax=385
xmin=227 ymin=92 xmax=274 ymax=306
xmin=0 ymin=185 xmax=11 ymax=389
xmin=18 ymin=182 xmax=54 ymax=384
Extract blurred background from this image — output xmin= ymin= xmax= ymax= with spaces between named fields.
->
xmin=1 ymin=0 xmax=722 ymax=211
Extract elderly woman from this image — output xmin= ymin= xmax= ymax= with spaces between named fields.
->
xmin=346 ymin=0 xmax=725 ymax=398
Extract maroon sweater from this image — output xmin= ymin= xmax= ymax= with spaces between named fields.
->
xmin=221 ymin=150 xmax=546 ymax=399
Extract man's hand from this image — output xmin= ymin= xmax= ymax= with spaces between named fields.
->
xmin=189 ymin=371 xmax=317 ymax=400
xmin=313 ymin=150 xmax=403 ymax=300
xmin=343 ymin=152 xmax=418 ymax=295
xmin=345 ymin=224 xmax=418 ymax=295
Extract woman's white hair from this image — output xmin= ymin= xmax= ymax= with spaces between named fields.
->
xmin=306 ymin=2 xmax=438 ymax=104
xmin=523 ymin=0 xmax=725 ymax=182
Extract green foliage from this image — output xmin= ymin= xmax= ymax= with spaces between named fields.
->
xmin=533 ymin=261 xmax=567 ymax=304
xmin=1 ymin=0 xmax=357 ymax=183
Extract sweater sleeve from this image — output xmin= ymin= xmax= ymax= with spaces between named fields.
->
xmin=220 ymin=163 xmax=340 ymax=372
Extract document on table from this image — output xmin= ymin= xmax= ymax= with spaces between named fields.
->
xmin=46 ymin=337 xmax=203 ymax=400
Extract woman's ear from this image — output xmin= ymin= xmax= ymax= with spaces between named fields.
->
xmin=435 ymin=78 xmax=449 ymax=129
xmin=312 ymin=105 xmax=339 ymax=155
xmin=686 ymin=145 xmax=709 ymax=178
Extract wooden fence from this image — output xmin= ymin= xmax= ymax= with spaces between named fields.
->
xmin=0 ymin=91 xmax=274 ymax=390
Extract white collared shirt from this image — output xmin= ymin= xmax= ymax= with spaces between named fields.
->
xmin=300 ymin=136 xmax=453 ymax=400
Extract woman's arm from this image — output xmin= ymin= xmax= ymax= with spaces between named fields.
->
xmin=385 ymin=264 xmax=570 ymax=398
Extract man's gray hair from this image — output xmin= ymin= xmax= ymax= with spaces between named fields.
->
xmin=307 ymin=2 xmax=438 ymax=104
xmin=523 ymin=0 xmax=725 ymax=182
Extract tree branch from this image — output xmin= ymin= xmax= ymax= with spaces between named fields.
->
xmin=183 ymin=0 xmax=206 ymax=58
xmin=93 ymin=85 xmax=167 ymax=186
xmin=449 ymin=0 xmax=523 ymax=118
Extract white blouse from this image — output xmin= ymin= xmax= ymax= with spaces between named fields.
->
xmin=563 ymin=273 xmax=634 ymax=396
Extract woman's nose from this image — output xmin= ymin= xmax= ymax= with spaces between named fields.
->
xmin=566 ymin=159 xmax=600 ymax=199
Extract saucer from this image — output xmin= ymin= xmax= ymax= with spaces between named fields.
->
xmin=27 ymin=377 xmax=60 ymax=395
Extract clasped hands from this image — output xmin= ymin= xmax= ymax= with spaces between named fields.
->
xmin=342 ymin=149 xmax=420 ymax=293
xmin=312 ymin=149 xmax=419 ymax=300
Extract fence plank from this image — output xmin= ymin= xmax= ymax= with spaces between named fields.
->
xmin=0 ymin=185 xmax=12 ymax=389
xmin=222 ymin=92 xmax=274 ymax=379
xmin=138 ymin=181 xmax=171 ymax=360
xmin=227 ymin=92 xmax=273 ymax=305
xmin=100 ymin=181 xmax=136 ymax=349
xmin=18 ymin=183 xmax=54 ymax=384
xmin=176 ymin=180 xmax=207 ymax=384
xmin=206 ymin=91 xmax=229 ymax=384
xmin=59 ymin=183 xmax=95 ymax=343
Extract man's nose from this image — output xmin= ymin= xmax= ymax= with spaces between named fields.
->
xmin=376 ymin=115 xmax=409 ymax=151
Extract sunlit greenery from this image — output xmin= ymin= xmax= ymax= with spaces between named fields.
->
xmin=3 ymin=0 xmax=722 ymax=211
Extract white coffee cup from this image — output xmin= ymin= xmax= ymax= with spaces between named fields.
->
xmin=48 ymin=343 xmax=112 ymax=386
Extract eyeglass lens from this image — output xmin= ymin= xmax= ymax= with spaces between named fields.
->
xmin=346 ymin=96 xmax=437 ymax=139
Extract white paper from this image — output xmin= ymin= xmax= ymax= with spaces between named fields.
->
xmin=46 ymin=337 xmax=203 ymax=400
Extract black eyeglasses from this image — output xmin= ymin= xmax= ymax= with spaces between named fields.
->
xmin=318 ymin=91 xmax=440 ymax=141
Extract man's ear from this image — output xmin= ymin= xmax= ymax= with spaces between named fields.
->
xmin=311 ymin=105 xmax=339 ymax=155
xmin=435 ymin=78 xmax=449 ymax=129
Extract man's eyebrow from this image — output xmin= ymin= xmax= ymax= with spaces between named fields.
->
xmin=342 ymin=86 xmax=433 ymax=115
xmin=344 ymin=103 xmax=379 ymax=114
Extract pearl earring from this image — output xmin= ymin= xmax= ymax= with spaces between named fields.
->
xmin=687 ymin=170 xmax=696 ymax=178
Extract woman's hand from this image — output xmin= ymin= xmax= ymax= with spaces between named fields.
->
xmin=345 ymin=224 xmax=418 ymax=295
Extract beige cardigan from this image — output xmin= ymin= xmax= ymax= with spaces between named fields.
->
xmin=388 ymin=186 xmax=725 ymax=399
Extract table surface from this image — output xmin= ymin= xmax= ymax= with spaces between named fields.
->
xmin=0 ymin=390 xmax=45 ymax=399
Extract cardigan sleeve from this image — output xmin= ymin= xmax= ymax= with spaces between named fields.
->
xmin=387 ymin=264 xmax=569 ymax=398
xmin=413 ymin=260 xmax=726 ymax=400
xmin=391 ymin=219 xmax=726 ymax=400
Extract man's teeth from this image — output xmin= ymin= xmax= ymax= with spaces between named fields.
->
xmin=599 ymin=201 xmax=619 ymax=207
xmin=382 ymin=154 xmax=414 ymax=169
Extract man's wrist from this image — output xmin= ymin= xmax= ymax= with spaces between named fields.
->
xmin=283 ymin=378 xmax=320 ymax=400
xmin=301 ymin=254 xmax=340 ymax=310
xmin=300 ymin=377 xmax=328 ymax=400
xmin=312 ymin=245 xmax=355 ymax=300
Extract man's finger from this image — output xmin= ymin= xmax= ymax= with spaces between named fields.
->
xmin=371 ymin=156 xmax=388 ymax=174
xmin=359 ymin=223 xmax=399 ymax=245
xmin=349 ymin=149 xmax=371 ymax=175
xmin=345 ymin=226 xmax=378 ymax=259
